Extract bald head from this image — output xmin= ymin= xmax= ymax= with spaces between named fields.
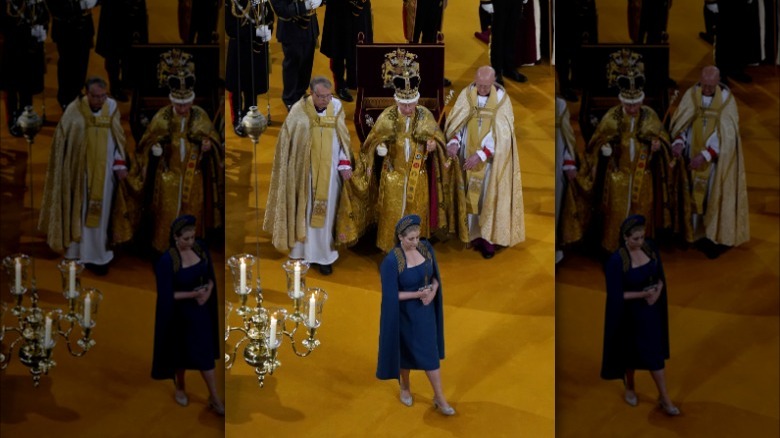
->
xmin=475 ymin=66 xmax=496 ymax=96
xmin=700 ymin=66 xmax=720 ymax=96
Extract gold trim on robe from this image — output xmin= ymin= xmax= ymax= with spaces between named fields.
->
xmin=39 ymin=96 xmax=134 ymax=253
xmin=445 ymin=83 xmax=525 ymax=247
xmin=263 ymin=95 xmax=360 ymax=252
xmin=132 ymin=105 xmax=223 ymax=252
xmin=356 ymin=104 xmax=465 ymax=252
xmin=670 ymin=84 xmax=749 ymax=246
xmin=573 ymin=105 xmax=673 ymax=252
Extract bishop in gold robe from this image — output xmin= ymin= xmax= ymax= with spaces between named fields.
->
xmin=444 ymin=66 xmax=524 ymax=258
xmin=669 ymin=65 xmax=749 ymax=255
xmin=263 ymin=77 xmax=360 ymax=274
xmin=39 ymin=77 xmax=134 ymax=272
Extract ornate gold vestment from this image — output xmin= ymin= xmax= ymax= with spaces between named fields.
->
xmin=356 ymin=104 xmax=466 ymax=252
xmin=263 ymin=95 xmax=360 ymax=252
xmin=444 ymin=84 xmax=525 ymax=247
xmin=669 ymin=84 xmax=749 ymax=246
xmin=39 ymin=97 xmax=134 ymax=253
xmin=577 ymin=105 xmax=673 ymax=252
xmin=134 ymin=105 xmax=223 ymax=252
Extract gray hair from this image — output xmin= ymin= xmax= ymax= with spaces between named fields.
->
xmin=310 ymin=76 xmax=332 ymax=91
xmin=85 ymin=76 xmax=108 ymax=90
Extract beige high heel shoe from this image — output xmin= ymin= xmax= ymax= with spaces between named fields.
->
xmin=399 ymin=392 xmax=413 ymax=407
xmin=624 ymin=390 xmax=638 ymax=407
xmin=658 ymin=398 xmax=680 ymax=416
xmin=399 ymin=381 xmax=413 ymax=407
xmin=174 ymin=390 xmax=189 ymax=407
xmin=209 ymin=397 xmax=225 ymax=416
xmin=433 ymin=399 xmax=455 ymax=416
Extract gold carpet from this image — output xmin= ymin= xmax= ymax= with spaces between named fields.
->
xmin=555 ymin=1 xmax=780 ymax=437
xmin=1 ymin=1 xmax=556 ymax=437
xmin=223 ymin=2 xmax=555 ymax=437
xmin=6 ymin=1 xmax=773 ymax=437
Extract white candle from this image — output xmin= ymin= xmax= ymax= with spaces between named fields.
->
xmin=239 ymin=260 xmax=247 ymax=293
xmin=44 ymin=316 xmax=52 ymax=346
xmin=69 ymin=264 xmax=76 ymax=295
xmin=308 ymin=295 xmax=316 ymax=327
xmin=294 ymin=263 xmax=301 ymax=297
xmin=14 ymin=259 xmax=22 ymax=293
xmin=83 ymin=295 xmax=91 ymax=326
xmin=269 ymin=316 xmax=277 ymax=347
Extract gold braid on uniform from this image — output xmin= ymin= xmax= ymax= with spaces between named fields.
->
xmin=269 ymin=0 xmax=315 ymax=29
xmin=349 ymin=0 xmax=367 ymax=16
xmin=230 ymin=0 xmax=271 ymax=53
xmin=6 ymin=0 xmax=45 ymax=21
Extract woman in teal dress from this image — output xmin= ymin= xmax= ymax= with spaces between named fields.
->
xmin=376 ymin=214 xmax=455 ymax=415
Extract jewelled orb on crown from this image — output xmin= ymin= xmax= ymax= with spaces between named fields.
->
xmin=157 ymin=48 xmax=197 ymax=104
xmin=606 ymin=48 xmax=646 ymax=104
xmin=382 ymin=48 xmax=421 ymax=102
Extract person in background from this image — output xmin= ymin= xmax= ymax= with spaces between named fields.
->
xmin=225 ymin=0 xmax=274 ymax=136
xmin=486 ymin=0 xmax=527 ymax=84
xmin=320 ymin=0 xmax=373 ymax=103
xmin=46 ymin=0 xmax=97 ymax=110
xmin=699 ymin=0 xmax=718 ymax=44
xmin=402 ymin=0 xmax=451 ymax=86
xmin=554 ymin=93 xmax=578 ymax=263
xmin=271 ymin=0 xmax=324 ymax=110
xmin=1 ymin=0 xmax=49 ymax=137
xmin=178 ymin=0 xmax=220 ymax=44
xmin=95 ymin=0 xmax=149 ymax=102
xmin=474 ymin=0 xmax=492 ymax=44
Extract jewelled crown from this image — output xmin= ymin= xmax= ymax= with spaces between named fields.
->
xmin=381 ymin=48 xmax=421 ymax=103
xmin=606 ymin=49 xmax=645 ymax=104
xmin=158 ymin=49 xmax=196 ymax=104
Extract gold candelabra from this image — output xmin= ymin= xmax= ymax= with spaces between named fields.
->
xmin=225 ymin=257 xmax=327 ymax=387
xmin=0 ymin=106 xmax=102 ymax=386
xmin=1 ymin=257 xmax=102 ymax=386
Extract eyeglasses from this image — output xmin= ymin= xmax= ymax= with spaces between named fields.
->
xmin=312 ymin=91 xmax=333 ymax=101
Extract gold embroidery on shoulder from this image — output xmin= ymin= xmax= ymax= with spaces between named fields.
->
xmin=393 ymin=247 xmax=405 ymax=274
